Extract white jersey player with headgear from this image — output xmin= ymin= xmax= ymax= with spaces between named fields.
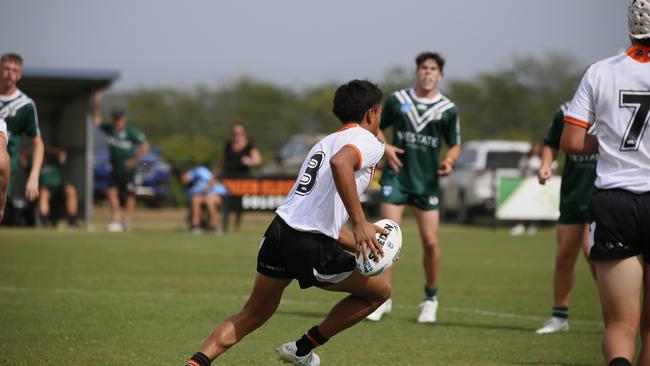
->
xmin=277 ymin=124 xmax=383 ymax=239
xmin=561 ymin=2 xmax=650 ymax=365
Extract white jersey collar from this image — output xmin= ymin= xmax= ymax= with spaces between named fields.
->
xmin=408 ymin=87 xmax=442 ymax=104
xmin=0 ymin=88 xmax=22 ymax=102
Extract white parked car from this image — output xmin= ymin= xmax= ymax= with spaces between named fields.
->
xmin=441 ymin=140 xmax=531 ymax=223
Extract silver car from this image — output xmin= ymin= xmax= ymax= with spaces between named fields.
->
xmin=441 ymin=140 xmax=531 ymax=223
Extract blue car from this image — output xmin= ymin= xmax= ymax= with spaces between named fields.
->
xmin=93 ymin=146 xmax=172 ymax=206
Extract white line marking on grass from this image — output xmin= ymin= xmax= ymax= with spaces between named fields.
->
xmin=0 ymin=285 xmax=603 ymax=327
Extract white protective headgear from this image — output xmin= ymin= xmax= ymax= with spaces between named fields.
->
xmin=629 ymin=0 xmax=650 ymax=39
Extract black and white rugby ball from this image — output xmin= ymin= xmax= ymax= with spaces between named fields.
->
xmin=355 ymin=219 xmax=402 ymax=276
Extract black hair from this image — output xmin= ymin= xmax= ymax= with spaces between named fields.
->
xmin=332 ymin=79 xmax=383 ymax=123
xmin=415 ymin=52 xmax=446 ymax=74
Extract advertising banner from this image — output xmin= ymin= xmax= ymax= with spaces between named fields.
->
xmin=496 ymin=176 xmax=561 ymax=221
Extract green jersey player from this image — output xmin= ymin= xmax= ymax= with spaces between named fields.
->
xmin=535 ymin=103 xmax=597 ymax=334
xmin=0 ymin=53 xmax=44 ymax=221
xmin=367 ymin=52 xmax=461 ymax=323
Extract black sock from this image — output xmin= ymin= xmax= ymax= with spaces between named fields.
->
xmin=186 ymin=352 xmax=211 ymax=366
xmin=608 ymin=357 xmax=631 ymax=366
xmin=67 ymin=215 xmax=78 ymax=227
xmin=424 ymin=287 xmax=438 ymax=301
xmin=40 ymin=214 xmax=50 ymax=227
xmin=552 ymin=306 xmax=568 ymax=319
xmin=295 ymin=325 xmax=329 ymax=357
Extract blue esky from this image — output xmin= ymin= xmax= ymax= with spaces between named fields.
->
xmin=0 ymin=0 xmax=627 ymax=91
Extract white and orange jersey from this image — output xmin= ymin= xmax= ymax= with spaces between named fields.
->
xmin=565 ymin=44 xmax=650 ymax=193
xmin=276 ymin=124 xmax=384 ymax=239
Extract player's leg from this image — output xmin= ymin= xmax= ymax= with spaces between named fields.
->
xmin=278 ymin=270 xmax=391 ymax=365
xmin=206 ymin=194 xmax=222 ymax=231
xmin=412 ymin=206 xmax=441 ymax=323
xmin=38 ymin=187 xmax=51 ymax=226
xmin=365 ymin=202 xmax=404 ymax=321
xmin=554 ymin=224 xmax=584 ymax=307
xmin=190 ymin=195 xmax=204 ymax=231
xmin=580 ymin=223 xmax=597 ymax=280
xmin=186 ymin=273 xmax=292 ymax=366
xmin=105 ymin=185 xmax=122 ymax=231
xmin=64 ymin=183 xmax=78 ymax=227
xmin=537 ymin=224 xmax=585 ymax=333
xmin=595 ymin=256 xmax=642 ymax=364
xmin=123 ymin=192 xmax=136 ymax=230
xmin=639 ymin=263 xmax=650 ymax=366
xmin=319 ymin=270 xmax=391 ymax=336
xmin=118 ymin=171 xmax=136 ymax=230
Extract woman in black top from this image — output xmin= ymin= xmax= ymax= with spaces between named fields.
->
xmin=221 ymin=123 xmax=262 ymax=230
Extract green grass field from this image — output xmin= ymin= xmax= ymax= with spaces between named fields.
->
xmin=0 ymin=210 xmax=602 ymax=365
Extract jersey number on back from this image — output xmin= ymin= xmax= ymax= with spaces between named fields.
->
xmin=295 ymin=151 xmax=325 ymax=196
xmin=619 ymin=91 xmax=650 ymax=151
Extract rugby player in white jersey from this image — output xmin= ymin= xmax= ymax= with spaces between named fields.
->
xmin=561 ymin=2 xmax=650 ymax=365
xmin=184 ymin=80 xmax=389 ymax=366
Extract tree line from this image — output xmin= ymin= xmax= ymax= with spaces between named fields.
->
xmin=103 ymin=52 xmax=583 ymax=170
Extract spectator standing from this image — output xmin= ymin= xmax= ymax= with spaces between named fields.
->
xmin=92 ymin=92 xmax=149 ymax=232
xmin=510 ymin=142 xmax=544 ymax=236
xmin=220 ymin=123 xmax=262 ymax=230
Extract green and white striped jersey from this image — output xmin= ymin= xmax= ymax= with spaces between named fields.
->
xmin=0 ymin=89 xmax=40 ymax=195
xmin=544 ymin=103 xmax=597 ymax=210
xmin=379 ymin=88 xmax=460 ymax=195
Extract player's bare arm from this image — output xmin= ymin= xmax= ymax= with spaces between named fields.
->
xmin=438 ymin=143 xmax=460 ymax=176
xmin=91 ymin=92 xmax=103 ymax=127
xmin=25 ymin=135 xmax=44 ymax=201
xmin=127 ymin=141 xmax=150 ymax=169
xmin=560 ymin=123 xmax=598 ymax=156
xmin=377 ymin=128 xmax=404 ymax=172
xmin=538 ymin=145 xmax=558 ymax=185
xmin=241 ymin=147 xmax=262 ymax=167
xmin=330 ymin=145 xmax=385 ymax=263
xmin=337 ymin=228 xmax=357 ymax=253
xmin=0 ymin=134 xmax=9 ymax=222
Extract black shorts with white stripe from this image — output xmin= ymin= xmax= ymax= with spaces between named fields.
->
xmin=257 ymin=216 xmax=356 ymax=289
xmin=589 ymin=189 xmax=650 ymax=263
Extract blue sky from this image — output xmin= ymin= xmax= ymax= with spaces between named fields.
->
xmin=0 ymin=0 xmax=627 ymax=90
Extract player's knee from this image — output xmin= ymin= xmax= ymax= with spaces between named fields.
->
xmin=64 ymin=184 xmax=76 ymax=196
xmin=555 ymin=256 xmax=576 ymax=271
xmin=422 ymin=238 xmax=439 ymax=253
xmin=241 ymin=302 xmax=274 ymax=324
xmin=370 ymin=282 xmax=392 ymax=303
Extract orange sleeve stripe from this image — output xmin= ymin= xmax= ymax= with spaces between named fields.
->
xmin=186 ymin=360 xmax=200 ymax=366
xmin=563 ymin=116 xmax=590 ymax=129
xmin=344 ymin=144 xmax=362 ymax=170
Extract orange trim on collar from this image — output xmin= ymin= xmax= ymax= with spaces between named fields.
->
xmin=627 ymin=45 xmax=650 ymax=63
xmin=564 ymin=116 xmax=590 ymax=129
xmin=337 ymin=123 xmax=359 ymax=132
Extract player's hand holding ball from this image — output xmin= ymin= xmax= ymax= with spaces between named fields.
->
xmin=356 ymin=219 xmax=402 ymax=276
